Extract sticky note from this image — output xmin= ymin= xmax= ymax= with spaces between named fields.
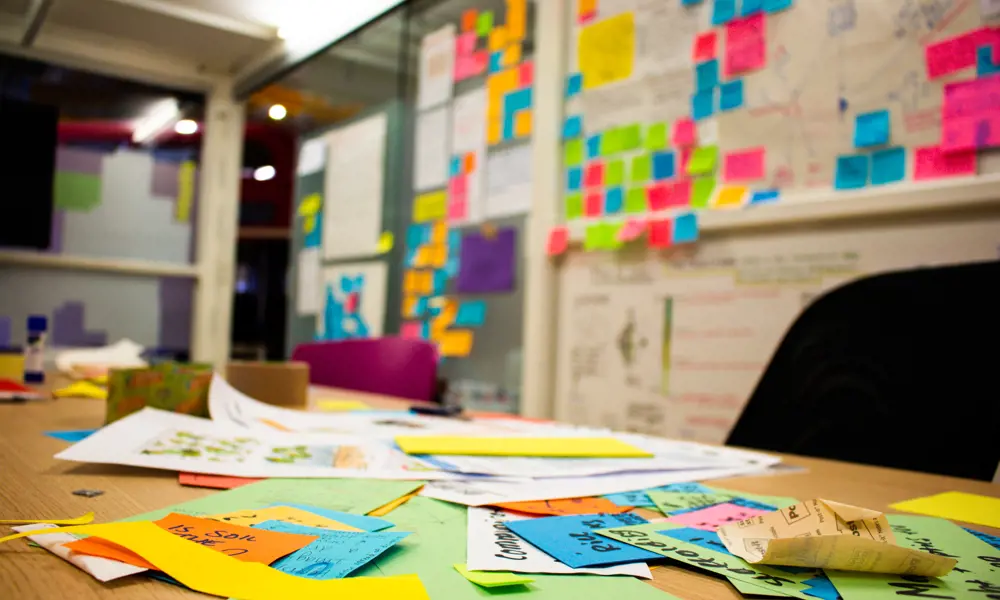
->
xmin=576 ymin=0 xmax=597 ymax=21
xmin=724 ymin=147 xmax=765 ymax=182
xmin=692 ymin=89 xmax=715 ymax=120
xmin=672 ymin=213 xmax=699 ymax=244
xmin=914 ymin=145 xmax=976 ymax=180
xmin=978 ymin=45 xmax=1000 ymax=77
xmin=563 ymin=115 xmax=583 ymax=139
xmin=489 ymin=27 xmax=508 ymax=52
xmin=742 ymin=0 xmax=764 ymax=14
xmin=453 ymin=301 xmax=487 ymax=327
xmin=696 ymin=59 xmax=719 ymax=92
xmin=586 ymin=134 xmax=602 ymax=158
xmin=648 ymin=182 xmax=686 ymax=211
xmin=631 ymin=154 xmax=652 ymax=182
xmin=395 ymin=436 xmax=652 ymax=458
xmin=317 ymin=399 xmax=370 ymax=412
xmin=620 ymin=123 xmax=643 ymax=150
xmin=454 ymin=564 xmax=533 ymax=588
xmin=725 ymin=13 xmax=766 ymax=75
xmin=691 ymin=176 xmax=716 ymax=208
xmin=584 ymin=162 xmax=604 ymax=186
xmin=605 ymin=187 xmax=624 ymax=214
xmin=763 ymin=0 xmax=793 ymax=12
xmin=476 ymin=11 xmax=493 ymax=35
xmin=566 ymin=193 xmax=583 ymax=219
xmin=585 ymin=223 xmax=613 ymax=250
xmin=687 ymin=145 xmax=719 ymax=175
xmin=673 ymin=118 xmax=697 ymax=147
xmin=439 ymin=330 xmax=474 ymax=357
xmin=514 ymin=110 xmax=532 ymax=136
xmin=693 ymin=32 xmax=717 ymax=62
xmin=564 ymin=139 xmax=584 ymax=166
xmin=854 ymin=109 xmax=890 ymax=147
xmin=488 ymin=51 xmax=502 ymax=74
xmin=413 ymin=191 xmax=447 ymax=223
xmin=44 ymin=429 xmax=98 ymax=443
xmin=618 ymin=218 xmax=647 ymax=241
xmin=53 ymin=381 xmax=107 ymax=400
xmin=487 ymin=118 xmax=502 ymax=145
xmin=648 ymin=219 xmax=672 ymax=248
xmin=518 ymin=60 xmax=534 ymax=86
xmin=584 ymin=191 xmax=603 ymax=216
xmin=750 ymin=189 xmax=780 ymax=204
xmin=601 ymin=128 xmax=623 ymax=155
xmin=834 ymin=154 xmax=870 ymax=190
xmin=714 ymin=185 xmax=747 ymax=208
xmin=209 ymin=506 xmax=362 ymax=531
xmin=253 ymin=520 xmax=408 ymax=579
xmin=567 ymin=167 xmax=583 ymax=191
xmin=546 ymin=226 xmax=569 ymax=256
xmin=871 ymin=147 xmax=906 ymax=185
xmin=565 ymin=73 xmax=583 ymax=97
xmin=503 ymin=42 xmax=522 ymax=67
xmin=645 ymin=123 xmax=669 ymax=150
xmin=264 ymin=504 xmax=392 ymax=533
xmin=505 ymin=513 xmax=658 ymax=568
xmin=578 ymin=12 xmax=635 ymax=89
xmin=605 ymin=159 xmax=625 ymax=185
xmin=625 ymin=187 xmax=647 ymax=213
xmin=890 ymin=492 xmax=1000 ymax=529
xmin=712 ymin=0 xmax=736 ymax=25
xmin=927 ymin=28 xmax=999 ymax=79
xmin=652 ymin=152 xmax=676 ymax=180
xmin=719 ymin=79 xmax=745 ymax=111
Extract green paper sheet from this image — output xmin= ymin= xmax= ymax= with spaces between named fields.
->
xmin=691 ymin=176 xmax=716 ymax=209
xmin=687 ymin=145 xmax=719 ymax=176
xmin=625 ymin=187 xmax=647 ymax=213
xmin=606 ymin=159 xmax=625 ymax=186
xmin=631 ymin=154 xmax=652 ymax=182
xmin=620 ymin=124 xmax=643 ymax=150
xmin=645 ymin=123 xmax=669 ymax=150
xmin=565 ymin=193 xmax=583 ymax=219
xmin=565 ymin=140 xmax=584 ymax=166
xmin=353 ymin=497 xmax=680 ymax=600
xmin=601 ymin=128 xmax=623 ymax=155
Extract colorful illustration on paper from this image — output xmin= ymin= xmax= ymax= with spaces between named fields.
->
xmin=318 ymin=276 xmax=370 ymax=341
xmin=265 ymin=444 xmax=367 ymax=468
xmin=139 ymin=430 xmax=259 ymax=462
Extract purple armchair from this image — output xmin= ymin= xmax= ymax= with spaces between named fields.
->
xmin=291 ymin=338 xmax=438 ymax=402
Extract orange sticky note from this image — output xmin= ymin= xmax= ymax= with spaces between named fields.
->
xmin=403 ymin=295 xmax=418 ymax=317
xmin=514 ymin=111 xmax=533 ymax=137
xmin=462 ymin=9 xmax=478 ymax=32
xmin=413 ymin=246 xmax=432 ymax=268
xmin=715 ymin=185 xmax=747 ymax=208
xmin=440 ymin=330 xmax=474 ymax=357
xmin=489 ymin=27 xmax=508 ymax=52
xmin=431 ymin=220 xmax=448 ymax=244
xmin=404 ymin=270 xmax=419 ymax=294
xmin=496 ymin=497 xmax=634 ymax=516
xmin=65 ymin=513 xmax=316 ymax=571
xmin=428 ymin=244 xmax=448 ymax=268
xmin=416 ymin=272 xmax=433 ymax=295
xmin=502 ymin=43 xmax=522 ymax=66
xmin=577 ymin=0 xmax=597 ymax=20
xmin=506 ymin=0 xmax=527 ymax=40
xmin=463 ymin=153 xmax=477 ymax=174
xmin=440 ymin=299 xmax=459 ymax=327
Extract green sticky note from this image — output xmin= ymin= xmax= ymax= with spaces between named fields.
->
xmin=620 ymin=123 xmax=643 ymax=150
xmin=54 ymin=171 xmax=102 ymax=211
xmin=454 ymin=564 xmax=533 ymax=588
xmin=687 ymin=145 xmax=719 ymax=175
xmin=645 ymin=123 xmax=669 ymax=150
xmin=564 ymin=139 xmax=584 ymax=166
xmin=691 ymin=176 xmax=716 ymax=208
xmin=631 ymin=154 xmax=652 ymax=182
xmin=625 ymin=187 xmax=647 ymax=213
xmin=605 ymin=159 xmax=625 ymax=186
xmin=601 ymin=128 xmax=623 ymax=155
xmin=476 ymin=11 xmax=493 ymax=35
xmin=565 ymin=193 xmax=583 ymax=219
xmin=585 ymin=223 xmax=622 ymax=251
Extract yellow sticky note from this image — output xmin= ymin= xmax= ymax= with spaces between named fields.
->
xmin=714 ymin=185 xmax=747 ymax=208
xmin=578 ymin=12 xmax=635 ymax=89
xmin=488 ymin=26 xmax=508 ymax=52
xmin=395 ymin=436 xmax=654 ymax=458
xmin=890 ymin=492 xmax=1000 ymax=529
xmin=0 ymin=511 xmax=94 ymax=525
xmin=502 ymin=43 xmax=522 ymax=67
xmin=402 ymin=296 xmax=418 ymax=318
xmin=440 ymin=299 xmax=459 ymax=326
xmin=53 ymin=381 xmax=107 ymax=400
xmin=413 ymin=191 xmax=447 ymax=223
xmin=514 ymin=110 xmax=533 ymax=137
xmin=496 ymin=67 xmax=519 ymax=92
xmin=413 ymin=246 xmax=432 ymax=268
xmin=298 ymin=194 xmax=321 ymax=217
xmin=404 ymin=270 xmax=419 ymax=295
xmin=487 ymin=118 xmax=503 ymax=145
xmin=454 ymin=564 xmax=533 ymax=587
xmin=208 ymin=506 xmax=361 ymax=531
xmin=317 ymin=399 xmax=371 ymax=412
xmin=0 ymin=353 xmax=23 ymax=380
xmin=505 ymin=0 xmax=527 ymax=40
xmin=0 ymin=522 xmax=429 ymax=600
xmin=439 ymin=330 xmax=474 ymax=357
xmin=376 ymin=231 xmax=394 ymax=254
xmin=176 ymin=161 xmax=195 ymax=223
xmin=428 ymin=244 xmax=448 ymax=269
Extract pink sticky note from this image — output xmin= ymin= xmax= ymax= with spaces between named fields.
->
xmin=584 ymin=162 xmax=604 ymax=187
xmin=941 ymin=77 xmax=1000 ymax=150
xmin=693 ymin=32 xmax=717 ymax=62
xmin=724 ymin=147 xmax=766 ymax=182
xmin=667 ymin=503 xmax=771 ymax=532
xmin=449 ymin=175 xmax=468 ymax=196
xmin=679 ymin=148 xmax=693 ymax=173
xmin=647 ymin=219 xmax=672 ymax=249
xmin=725 ymin=13 xmax=766 ymax=76
xmin=519 ymin=61 xmax=535 ymax=86
xmin=914 ymin=145 xmax=977 ymax=180
xmin=647 ymin=183 xmax=672 ymax=211
xmin=456 ymin=32 xmax=477 ymax=55
xmin=448 ymin=199 xmax=468 ymax=221
xmin=617 ymin=218 xmax=647 ymax=242
xmin=400 ymin=322 xmax=422 ymax=338
xmin=673 ymin=118 xmax=697 ymax=147
xmin=925 ymin=27 xmax=999 ymax=79
xmin=546 ymin=226 xmax=569 ymax=256
xmin=673 ymin=179 xmax=693 ymax=206
xmin=584 ymin=191 xmax=603 ymax=216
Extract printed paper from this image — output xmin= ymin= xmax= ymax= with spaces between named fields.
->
xmin=413 ymin=106 xmax=450 ymax=192
xmin=296 ymin=248 xmax=321 ymax=315
xmin=485 ymin=144 xmax=533 ymax=218
xmin=417 ymin=24 xmax=456 ymax=110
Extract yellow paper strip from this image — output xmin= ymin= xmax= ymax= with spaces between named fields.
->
xmin=890 ymin=491 xmax=1000 ymax=529
xmin=317 ymin=399 xmax=371 ymax=412
xmin=454 ymin=563 xmax=533 ymax=587
xmin=176 ymin=161 xmax=195 ymax=223
xmin=394 ymin=436 xmax=654 ymax=458
xmin=367 ymin=487 xmax=424 ymax=517
xmin=0 ymin=522 xmax=429 ymax=600
xmin=0 ymin=511 xmax=94 ymax=525
xmin=52 ymin=381 xmax=107 ymax=400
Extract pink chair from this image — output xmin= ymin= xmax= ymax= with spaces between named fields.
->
xmin=291 ymin=338 xmax=438 ymax=402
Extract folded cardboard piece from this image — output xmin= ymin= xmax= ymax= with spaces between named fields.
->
xmin=716 ymin=498 xmax=957 ymax=576
xmin=225 ymin=362 xmax=309 ymax=408
xmin=106 ymin=363 xmax=213 ymax=424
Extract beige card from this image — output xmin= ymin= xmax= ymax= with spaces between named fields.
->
xmin=716 ymin=499 xmax=955 ymax=576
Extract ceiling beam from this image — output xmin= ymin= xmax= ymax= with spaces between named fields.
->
xmin=99 ymin=0 xmax=277 ymax=40
xmin=21 ymin=0 xmax=54 ymax=47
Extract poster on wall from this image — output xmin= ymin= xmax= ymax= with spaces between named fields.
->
xmin=316 ymin=261 xmax=388 ymax=341
xmin=321 ymin=113 xmax=387 ymax=261
xmin=448 ymin=88 xmax=488 ymax=224
xmin=417 ymin=24 xmax=456 ymax=110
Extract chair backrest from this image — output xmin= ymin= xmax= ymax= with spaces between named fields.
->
xmin=291 ymin=338 xmax=438 ymax=402
xmin=726 ymin=261 xmax=1000 ymax=481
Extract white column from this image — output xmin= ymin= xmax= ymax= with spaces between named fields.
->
xmin=520 ymin=0 xmax=567 ymax=418
xmin=191 ymin=80 xmax=245 ymax=367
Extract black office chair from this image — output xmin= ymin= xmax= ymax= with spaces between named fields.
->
xmin=727 ymin=260 xmax=1000 ymax=481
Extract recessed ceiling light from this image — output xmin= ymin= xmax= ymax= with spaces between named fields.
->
xmin=268 ymin=104 xmax=287 ymax=120
xmin=174 ymin=119 xmax=198 ymax=135
xmin=254 ymin=165 xmax=276 ymax=181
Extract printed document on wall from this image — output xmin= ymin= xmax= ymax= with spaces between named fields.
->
xmin=295 ymin=247 xmax=321 ymax=316
xmin=417 ymin=24 xmax=456 ymax=110
xmin=486 ymin=144 xmax=532 ymax=218
xmin=449 ymin=88 xmax=488 ymax=224
xmin=413 ymin=106 xmax=450 ymax=192
xmin=297 ymin=137 xmax=326 ymax=176
xmin=321 ymin=113 xmax=386 ymax=260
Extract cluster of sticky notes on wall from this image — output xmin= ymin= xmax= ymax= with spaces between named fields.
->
xmin=483 ymin=0 xmax=533 ymax=146
xmin=298 ymin=193 xmax=323 ymax=249
xmin=457 ymin=0 xmax=527 ymax=85
xmin=447 ymin=153 xmax=477 ymax=221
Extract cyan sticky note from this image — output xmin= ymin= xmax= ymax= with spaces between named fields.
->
xmin=265 ymin=504 xmax=393 ymax=532
xmin=662 ymin=528 xmax=731 ymax=555
xmin=741 ymin=0 xmax=764 ymax=14
xmin=673 ymin=213 xmax=699 ymax=243
xmin=854 ymin=109 xmax=890 ymax=148
xmin=750 ymin=189 xmax=780 ymax=204
xmin=763 ymin=0 xmax=793 ymax=13
xmin=720 ymin=79 xmax=744 ymax=111
xmin=489 ymin=51 xmax=503 ymax=74
xmin=652 ymin=152 xmax=676 ymax=180
xmin=692 ymin=89 xmax=715 ymax=121
xmin=834 ymin=154 xmax=870 ymax=190
xmin=977 ymin=45 xmax=1000 ymax=77
xmin=406 ymin=224 xmax=427 ymax=248
xmin=453 ymin=300 xmax=488 ymax=327
xmin=631 ymin=154 xmax=652 ymax=182
xmin=567 ymin=167 xmax=583 ymax=191
xmin=871 ymin=147 xmax=906 ymax=185
xmin=252 ymin=520 xmax=408 ymax=579
xmin=450 ymin=157 xmax=462 ymax=176
xmin=448 ymin=230 xmax=461 ymax=248
xmin=413 ymin=297 xmax=429 ymax=317
xmin=604 ymin=482 xmax=715 ymax=507
xmin=681 ymin=0 xmax=703 ymax=5
xmin=404 ymin=248 xmax=418 ymax=267
xmin=586 ymin=134 xmax=602 ymax=159
xmin=44 ymin=429 xmax=97 ymax=443
xmin=563 ymin=115 xmax=583 ymax=139
xmin=605 ymin=187 xmax=624 ymax=213
xmin=432 ymin=270 xmax=449 ymax=295
xmin=505 ymin=88 xmax=533 ymax=113
xmin=606 ymin=159 xmax=625 ymax=186
xmin=503 ymin=112 xmax=516 ymax=140
xmin=445 ymin=256 xmax=460 ymax=277
xmin=505 ymin=513 xmax=659 ymax=568
xmin=696 ymin=59 xmax=719 ymax=92
xmin=566 ymin=73 xmax=583 ymax=97
xmin=712 ymin=0 xmax=737 ymax=25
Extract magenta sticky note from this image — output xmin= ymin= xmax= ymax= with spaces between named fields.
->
xmin=449 ymin=174 xmax=468 ymax=197
xmin=673 ymin=179 xmax=693 ymax=206
xmin=723 ymin=147 xmax=766 ymax=182
xmin=724 ymin=13 xmax=766 ymax=76
xmin=914 ymin=145 xmax=977 ymax=180
xmin=942 ymin=77 xmax=1000 ymax=151
xmin=617 ymin=218 xmax=647 ymax=242
xmin=667 ymin=503 xmax=772 ymax=532
xmin=456 ymin=31 xmax=477 ymax=55
xmin=693 ymin=31 xmax=717 ymax=62
xmin=925 ymin=27 xmax=999 ymax=79
xmin=673 ymin=118 xmax=697 ymax=147
xmin=584 ymin=162 xmax=605 ymax=187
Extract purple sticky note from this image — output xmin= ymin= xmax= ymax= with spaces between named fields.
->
xmin=456 ymin=228 xmax=516 ymax=293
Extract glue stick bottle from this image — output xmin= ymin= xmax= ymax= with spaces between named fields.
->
xmin=23 ymin=315 xmax=46 ymax=384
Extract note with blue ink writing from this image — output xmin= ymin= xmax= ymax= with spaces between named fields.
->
xmin=834 ymin=154 xmax=869 ymax=190
xmin=504 ymin=513 xmax=658 ymax=568
xmin=267 ymin=504 xmax=392 ymax=532
xmin=453 ymin=301 xmax=487 ymax=327
xmin=251 ymin=520 xmax=408 ymax=579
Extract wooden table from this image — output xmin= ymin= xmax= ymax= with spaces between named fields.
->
xmin=1 ymin=381 xmax=998 ymax=600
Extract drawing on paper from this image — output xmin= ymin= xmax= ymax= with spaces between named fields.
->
xmin=318 ymin=276 xmax=371 ymax=341
xmin=139 ymin=430 xmax=259 ymax=462
xmin=265 ymin=444 xmax=368 ymax=468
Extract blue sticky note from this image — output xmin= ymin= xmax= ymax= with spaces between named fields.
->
xmin=566 ymin=73 xmax=583 ymax=97
xmin=563 ymin=115 xmax=583 ymax=139
xmin=505 ymin=88 xmax=533 ymax=112
xmin=712 ymin=0 xmax=737 ymax=24
xmin=444 ymin=256 xmax=460 ymax=277
xmin=604 ymin=482 xmax=715 ymax=507
xmin=567 ymin=167 xmax=583 ymax=191
xmin=750 ymin=189 xmax=780 ymax=204
xmin=432 ymin=270 xmax=449 ymax=295
xmin=871 ymin=147 xmax=906 ymax=186
xmin=605 ymin=187 xmax=624 ymax=213
xmin=741 ymin=0 xmax=764 ymax=14
xmin=854 ymin=109 xmax=890 ymax=148
xmin=44 ymin=429 xmax=97 ymax=443
xmin=673 ymin=213 xmax=699 ymax=243
xmin=489 ymin=51 xmax=503 ymax=74
xmin=652 ymin=152 xmax=676 ymax=180
xmin=303 ymin=208 xmax=322 ymax=248
xmin=266 ymin=504 xmax=392 ymax=532
xmin=406 ymin=224 xmax=428 ymax=248
xmin=692 ymin=89 xmax=715 ymax=121
xmin=965 ymin=528 xmax=1000 ymax=550
xmin=695 ymin=59 xmax=719 ymax=92
xmin=404 ymin=248 xmax=418 ymax=267
xmin=419 ymin=321 xmax=430 ymax=340
xmin=681 ymin=0 xmax=703 ymax=4
xmin=763 ymin=0 xmax=793 ymax=12
xmin=977 ymin=45 xmax=1000 ymax=77
xmin=448 ymin=230 xmax=461 ymax=248
xmin=834 ymin=154 xmax=870 ymax=190
xmin=586 ymin=135 xmax=602 ymax=159
xmin=426 ymin=305 xmax=442 ymax=317
xmin=413 ymin=297 xmax=429 ymax=317
xmin=453 ymin=300 xmax=488 ymax=327
xmin=662 ymin=528 xmax=732 ymax=555
xmin=719 ymin=79 xmax=744 ymax=111
xmin=252 ymin=520 xmax=408 ymax=579
xmin=505 ymin=513 xmax=659 ymax=568
xmin=503 ymin=112 xmax=516 ymax=140
xmin=449 ymin=157 xmax=462 ymax=176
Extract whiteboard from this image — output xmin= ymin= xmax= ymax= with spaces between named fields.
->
xmin=553 ymin=211 xmax=1000 ymax=444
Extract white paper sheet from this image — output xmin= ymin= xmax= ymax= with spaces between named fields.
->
xmin=466 ymin=507 xmax=652 ymax=578
xmin=417 ymin=24 xmax=456 ymax=110
xmin=295 ymin=247 xmax=321 ymax=316
xmin=984 ymin=0 xmax=1000 ymax=19
xmin=413 ymin=106 xmax=451 ymax=192
xmin=448 ymin=87 xmax=488 ymax=224
xmin=54 ymin=339 xmax=146 ymax=374
xmin=485 ymin=144 xmax=533 ymax=218
xmin=315 ymin=261 xmax=387 ymax=340
xmin=12 ymin=524 xmax=147 ymax=582
xmin=297 ymin=137 xmax=327 ymax=176
xmin=321 ymin=112 xmax=387 ymax=260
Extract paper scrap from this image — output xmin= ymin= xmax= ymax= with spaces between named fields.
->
xmin=723 ymin=148 xmax=765 ymax=182
xmin=207 ymin=506 xmax=362 ymax=531
xmin=253 ymin=520 xmax=407 ymax=579
xmin=714 ymin=185 xmax=747 ymax=208
xmin=454 ymin=563 xmax=533 ymax=587
xmin=455 ymin=228 xmax=516 ymax=293
xmin=44 ymin=429 xmax=97 ymax=443
xmin=716 ymin=499 xmax=957 ymax=576
xmin=178 ymin=473 xmax=261 ymax=489
xmin=835 ymin=154 xmax=870 ymax=190
xmin=914 ymin=145 xmax=977 ymax=180
xmin=854 ymin=109 xmax=891 ymax=147
xmin=890 ymin=491 xmax=1000 ymax=529
xmin=0 ymin=511 xmax=94 ymax=525
xmin=12 ymin=523 xmax=147 ymax=583
xmin=53 ymin=381 xmax=107 ymax=399
xmin=413 ymin=191 xmax=448 ymax=223
xmin=725 ymin=13 xmax=766 ymax=75
xmin=267 ymin=504 xmax=392 ymax=533
xmin=505 ymin=513 xmax=658 ymax=568
xmin=673 ymin=213 xmax=699 ymax=244
xmin=316 ymin=399 xmax=371 ymax=412
xmin=395 ymin=436 xmax=653 ymax=458
xmin=578 ymin=12 xmax=635 ymax=89
xmin=496 ymin=497 xmax=633 ymax=516
xmin=667 ymin=502 xmax=771 ymax=531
